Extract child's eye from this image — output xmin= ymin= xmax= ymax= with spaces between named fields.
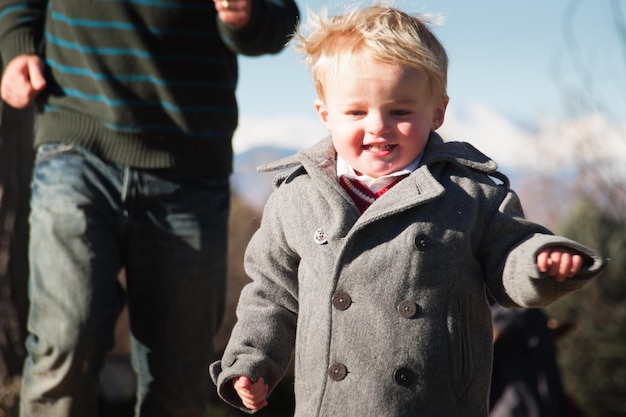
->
xmin=391 ymin=110 xmax=411 ymax=116
xmin=348 ymin=110 xmax=366 ymax=116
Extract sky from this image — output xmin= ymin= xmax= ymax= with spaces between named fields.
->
xmin=232 ymin=0 xmax=626 ymax=176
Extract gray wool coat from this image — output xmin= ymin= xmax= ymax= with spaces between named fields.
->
xmin=210 ymin=133 xmax=606 ymax=417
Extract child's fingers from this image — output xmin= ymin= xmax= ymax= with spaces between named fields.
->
xmin=233 ymin=376 xmax=269 ymax=410
xmin=557 ymin=251 xmax=570 ymax=278
xmin=537 ymin=248 xmax=584 ymax=281
xmin=241 ymin=396 xmax=268 ymax=411
xmin=248 ymin=377 xmax=269 ymax=401
xmin=536 ymin=250 xmax=550 ymax=272
xmin=561 ymin=253 xmax=583 ymax=279
xmin=546 ymin=250 xmax=584 ymax=282
xmin=570 ymin=254 xmax=583 ymax=275
xmin=233 ymin=375 xmax=251 ymax=390
xmin=249 ymin=377 xmax=268 ymax=394
xmin=545 ymin=250 xmax=562 ymax=277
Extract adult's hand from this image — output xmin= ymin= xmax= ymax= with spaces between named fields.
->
xmin=213 ymin=0 xmax=253 ymax=29
xmin=1 ymin=54 xmax=46 ymax=109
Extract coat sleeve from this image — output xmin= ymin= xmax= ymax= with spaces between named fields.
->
xmin=216 ymin=0 xmax=299 ymax=56
xmin=481 ymin=187 xmax=607 ymax=308
xmin=209 ymin=189 xmax=299 ymax=412
xmin=0 ymin=0 xmax=47 ymax=65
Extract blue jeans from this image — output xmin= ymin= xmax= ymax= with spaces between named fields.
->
xmin=20 ymin=144 xmax=230 ymax=417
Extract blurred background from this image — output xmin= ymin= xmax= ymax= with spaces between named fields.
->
xmin=1 ymin=1 xmax=624 ymax=416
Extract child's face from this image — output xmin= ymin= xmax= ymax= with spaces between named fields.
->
xmin=315 ymin=58 xmax=447 ymax=178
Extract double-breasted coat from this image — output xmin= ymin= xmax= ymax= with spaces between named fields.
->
xmin=210 ymin=133 xmax=606 ymax=416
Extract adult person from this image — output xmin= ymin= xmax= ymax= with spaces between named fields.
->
xmin=0 ymin=0 xmax=299 ymax=416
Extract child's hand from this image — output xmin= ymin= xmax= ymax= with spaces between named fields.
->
xmin=232 ymin=376 xmax=269 ymax=411
xmin=536 ymin=247 xmax=584 ymax=282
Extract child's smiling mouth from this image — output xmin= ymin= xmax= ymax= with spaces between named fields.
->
xmin=365 ymin=143 xmax=395 ymax=153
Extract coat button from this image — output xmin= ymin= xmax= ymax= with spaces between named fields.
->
xmin=328 ymin=363 xmax=348 ymax=381
xmin=393 ymin=367 xmax=415 ymax=387
xmin=397 ymin=300 xmax=418 ymax=318
xmin=332 ymin=292 xmax=352 ymax=310
xmin=414 ymin=234 xmax=431 ymax=251
xmin=313 ymin=228 xmax=328 ymax=244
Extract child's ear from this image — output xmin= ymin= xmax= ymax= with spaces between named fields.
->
xmin=431 ymin=96 xmax=449 ymax=131
xmin=315 ymin=99 xmax=331 ymax=131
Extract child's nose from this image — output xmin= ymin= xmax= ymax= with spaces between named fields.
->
xmin=365 ymin=112 xmax=389 ymax=135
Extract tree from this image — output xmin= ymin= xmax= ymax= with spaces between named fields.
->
xmin=543 ymin=3 xmax=626 ymax=415
xmin=547 ymin=202 xmax=626 ymax=417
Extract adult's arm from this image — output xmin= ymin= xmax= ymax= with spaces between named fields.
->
xmin=0 ymin=0 xmax=47 ymax=66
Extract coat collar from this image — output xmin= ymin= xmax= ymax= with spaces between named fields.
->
xmin=257 ymin=132 xmax=504 ymax=189
xmin=257 ymin=132 xmax=509 ymax=228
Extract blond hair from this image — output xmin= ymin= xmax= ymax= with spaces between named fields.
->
xmin=293 ymin=4 xmax=449 ymax=103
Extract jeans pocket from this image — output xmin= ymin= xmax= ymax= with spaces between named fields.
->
xmin=35 ymin=143 xmax=75 ymax=165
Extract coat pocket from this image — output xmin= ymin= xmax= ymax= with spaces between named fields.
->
xmin=447 ymin=297 xmax=474 ymax=401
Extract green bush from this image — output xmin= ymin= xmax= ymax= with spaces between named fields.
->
xmin=547 ymin=202 xmax=626 ymax=417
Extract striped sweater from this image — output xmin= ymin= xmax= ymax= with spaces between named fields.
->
xmin=0 ymin=0 xmax=299 ymax=175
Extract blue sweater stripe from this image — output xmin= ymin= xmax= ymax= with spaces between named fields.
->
xmin=0 ymin=4 xmax=35 ymax=32
xmin=94 ymin=0 xmax=212 ymax=11
xmin=0 ymin=4 xmax=27 ymax=20
xmin=103 ymin=122 xmax=228 ymax=137
xmin=60 ymin=87 xmax=235 ymax=113
xmin=46 ymin=58 xmax=235 ymax=89
xmin=45 ymin=32 xmax=222 ymax=63
xmin=49 ymin=10 xmax=216 ymax=38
